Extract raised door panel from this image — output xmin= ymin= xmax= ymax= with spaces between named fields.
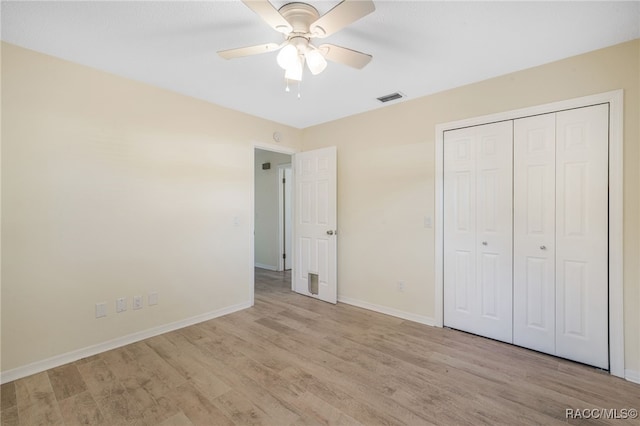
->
xmin=555 ymin=104 xmax=609 ymax=369
xmin=513 ymin=114 xmax=556 ymax=354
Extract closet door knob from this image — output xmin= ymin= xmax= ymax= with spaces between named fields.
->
xmin=540 ymin=245 xmax=547 ymax=250
xmin=482 ymin=241 xmax=488 ymax=246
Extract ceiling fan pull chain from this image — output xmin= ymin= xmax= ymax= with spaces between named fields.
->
xmin=285 ymin=79 xmax=290 ymax=92
xmin=297 ymin=81 xmax=301 ymax=99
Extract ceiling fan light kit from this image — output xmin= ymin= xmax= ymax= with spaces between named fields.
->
xmin=305 ymin=48 xmax=327 ymax=75
xmin=218 ymin=0 xmax=375 ymax=93
xmin=276 ymin=43 xmax=298 ymax=69
xmin=284 ymin=54 xmax=304 ymax=82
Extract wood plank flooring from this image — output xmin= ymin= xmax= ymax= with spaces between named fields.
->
xmin=2 ymin=268 xmax=639 ymax=425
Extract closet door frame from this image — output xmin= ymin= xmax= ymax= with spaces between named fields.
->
xmin=435 ymin=90 xmax=624 ymax=378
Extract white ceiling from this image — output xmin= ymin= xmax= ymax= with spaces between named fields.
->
xmin=1 ymin=1 xmax=639 ymax=128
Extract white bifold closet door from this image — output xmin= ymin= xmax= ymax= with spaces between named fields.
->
xmin=555 ymin=105 xmax=609 ymax=369
xmin=444 ymin=121 xmax=513 ymax=343
xmin=513 ymin=113 xmax=557 ymax=355
xmin=513 ymin=104 xmax=609 ymax=369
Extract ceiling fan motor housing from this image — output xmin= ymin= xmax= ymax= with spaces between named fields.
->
xmin=278 ymin=2 xmax=321 ymax=36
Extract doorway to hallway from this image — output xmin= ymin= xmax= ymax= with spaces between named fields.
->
xmin=254 ymin=148 xmax=293 ymax=293
xmin=254 ymin=148 xmax=292 ymax=272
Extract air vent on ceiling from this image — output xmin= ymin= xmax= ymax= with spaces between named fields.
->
xmin=376 ymin=92 xmax=404 ymax=103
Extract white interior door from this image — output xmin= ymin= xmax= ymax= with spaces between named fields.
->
xmin=444 ymin=121 xmax=513 ymax=343
xmin=293 ymin=146 xmax=337 ymax=304
xmin=513 ymin=113 xmax=557 ymax=354
xmin=555 ymin=104 xmax=609 ymax=369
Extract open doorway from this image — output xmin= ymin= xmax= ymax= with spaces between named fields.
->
xmin=254 ymin=148 xmax=293 ymax=294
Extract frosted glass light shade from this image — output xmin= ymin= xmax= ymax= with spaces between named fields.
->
xmin=277 ymin=44 xmax=298 ymax=70
xmin=284 ymin=55 xmax=303 ymax=81
xmin=305 ymin=49 xmax=327 ymax=75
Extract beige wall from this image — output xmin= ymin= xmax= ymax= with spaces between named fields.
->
xmin=254 ymin=149 xmax=292 ymax=269
xmin=302 ymin=40 xmax=640 ymax=374
xmin=0 ymin=43 xmax=302 ymax=373
xmin=2 ymin=39 xmax=639 ymax=378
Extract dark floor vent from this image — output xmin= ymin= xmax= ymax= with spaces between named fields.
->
xmin=377 ymin=92 xmax=404 ymax=103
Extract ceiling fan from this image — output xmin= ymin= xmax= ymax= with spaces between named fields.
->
xmin=218 ymin=0 xmax=375 ymax=83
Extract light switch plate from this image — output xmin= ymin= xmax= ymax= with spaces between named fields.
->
xmin=424 ymin=216 xmax=432 ymax=228
xmin=95 ymin=302 xmax=107 ymax=318
xmin=148 ymin=292 xmax=158 ymax=306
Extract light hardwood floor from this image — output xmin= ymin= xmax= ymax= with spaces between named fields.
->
xmin=2 ymin=268 xmax=639 ymax=425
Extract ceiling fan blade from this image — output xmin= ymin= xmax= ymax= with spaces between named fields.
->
xmin=310 ymin=0 xmax=375 ymax=38
xmin=242 ymin=0 xmax=292 ymax=34
xmin=218 ymin=43 xmax=281 ymax=60
xmin=319 ymin=44 xmax=372 ymax=69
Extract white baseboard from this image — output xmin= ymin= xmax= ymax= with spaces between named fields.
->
xmin=255 ymin=263 xmax=278 ymax=271
xmin=0 ymin=301 xmax=252 ymax=384
xmin=338 ymin=296 xmax=437 ymax=327
xmin=625 ymin=369 xmax=640 ymax=384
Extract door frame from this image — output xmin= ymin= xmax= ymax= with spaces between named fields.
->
xmin=434 ymin=90 xmax=624 ymax=378
xmin=251 ymin=142 xmax=297 ymax=305
xmin=277 ymin=164 xmax=292 ymax=272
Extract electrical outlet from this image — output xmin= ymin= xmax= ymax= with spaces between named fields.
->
xmin=397 ymin=281 xmax=405 ymax=292
xmin=116 ymin=297 xmax=127 ymax=313
xmin=133 ymin=295 xmax=143 ymax=310
xmin=148 ymin=292 xmax=158 ymax=306
xmin=95 ymin=302 xmax=107 ymax=318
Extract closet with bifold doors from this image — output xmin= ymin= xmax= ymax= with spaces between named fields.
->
xmin=443 ymin=103 xmax=609 ymax=369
